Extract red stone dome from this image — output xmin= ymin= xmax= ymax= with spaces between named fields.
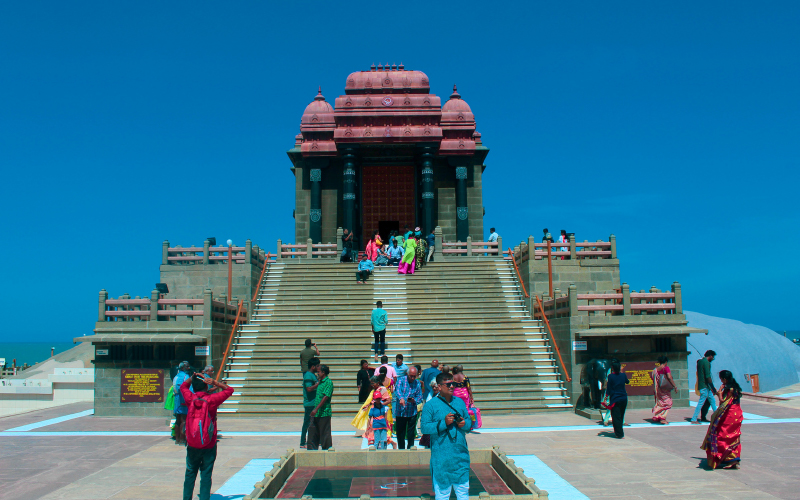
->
xmin=344 ymin=64 xmax=431 ymax=94
xmin=300 ymin=88 xmax=335 ymax=130
xmin=441 ymin=85 xmax=472 ymax=113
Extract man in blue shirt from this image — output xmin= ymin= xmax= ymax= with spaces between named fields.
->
xmin=488 ymin=227 xmax=499 ymax=243
xmin=356 ymin=253 xmax=374 ymax=284
xmin=426 ymin=230 xmax=436 ymax=262
xmin=172 ymin=361 xmax=191 ymax=445
xmin=371 ymin=301 xmax=388 ymax=361
xmin=394 ymin=354 xmax=409 ymax=379
xmin=421 ymin=359 xmax=441 ymax=400
xmin=393 ymin=366 xmax=422 ymax=449
xmin=387 ymin=239 xmax=403 ymax=265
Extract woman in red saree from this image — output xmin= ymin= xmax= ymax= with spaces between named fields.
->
xmin=651 ymin=355 xmax=676 ymax=424
xmin=701 ymin=370 xmax=743 ymax=469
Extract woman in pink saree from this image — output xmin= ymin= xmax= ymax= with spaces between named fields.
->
xmin=651 ymin=355 xmax=676 ymax=424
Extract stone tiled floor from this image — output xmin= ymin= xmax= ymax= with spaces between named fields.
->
xmin=0 ymin=398 xmax=798 ymax=500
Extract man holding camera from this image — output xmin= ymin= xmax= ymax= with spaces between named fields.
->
xmin=393 ymin=366 xmax=422 ymax=449
xmin=420 ymin=372 xmax=473 ymax=500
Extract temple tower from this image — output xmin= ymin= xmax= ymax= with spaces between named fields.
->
xmin=287 ymin=65 xmax=489 ymax=248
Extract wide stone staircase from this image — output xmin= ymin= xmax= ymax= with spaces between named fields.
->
xmin=218 ymin=259 xmax=570 ymax=416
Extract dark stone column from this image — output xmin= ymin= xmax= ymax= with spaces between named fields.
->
xmin=420 ymin=152 xmax=435 ymax=234
xmin=342 ymin=151 xmax=357 ymax=242
xmin=309 ymin=168 xmax=322 ymax=244
xmin=455 ymin=165 xmax=469 ymax=242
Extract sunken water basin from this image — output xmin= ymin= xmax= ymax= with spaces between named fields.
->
xmin=244 ymin=446 xmax=548 ymax=500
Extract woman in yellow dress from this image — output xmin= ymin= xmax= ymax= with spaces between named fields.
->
xmin=351 ymin=374 xmax=394 ymax=445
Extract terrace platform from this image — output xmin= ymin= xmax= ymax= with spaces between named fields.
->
xmin=1 ymin=394 xmax=799 ymax=500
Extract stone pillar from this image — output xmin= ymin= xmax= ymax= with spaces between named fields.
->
xmin=622 ymin=283 xmax=631 ymax=315
xmin=150 ymin=289 xmax=159 ymax=321
xmin=162 ymin=240 xmax=169 ymax=265
xmin=203 ymin=289 xmax=213 ymax=323
xmin=309 ymin=168 xmax=322 ymax=244
xmin=497 ymin=236 xmax=503 ymax=257
xmin=306 ymin=238 xmax=313 ymax=259
xmin=276 ymin=239 xmax=282 ymax=260
xmin=672 ymin=282 xmax=682 ymax=314
xmin=568 ymin=284 xmax=577 ymax=316
xmin=336 ymin=227 xmax=343 ymax=255
xmin=466 ymin=236 xmax=473 ymax=257
xmin=455 ymin=166 xmax=469 ymax=242
xmin=420 ymin=152 xmax=435 ymax=234
xmin=609 ymin=234 xmax=617 ymax=259
xmin=98 ymin=289 xmax=108 ymax=322
xmin=434 ymin=226 xmax=443 ymax=261
xmin=342 ymin=151 xmax=357 ymax=245
xmin=569 ymin=235 xmax=576 ymax=260
xmin=245 ymin=239 xmax=252 ymax=264
xmin=203 ymin=239 xmax=210 ymax=264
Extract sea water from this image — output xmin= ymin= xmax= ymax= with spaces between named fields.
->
xmin=0 ymin=342 xmax=76 ymax=367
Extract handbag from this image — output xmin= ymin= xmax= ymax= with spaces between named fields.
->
xmin=658 ymin=372 xmax=674 ymax=391
xmin=467 ymin=406 xmax=482 ymax=429
xmin=164 ymin=385 xmax=175 ymax=411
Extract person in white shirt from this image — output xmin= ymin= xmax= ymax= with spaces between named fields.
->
xmin=488 ymin=227 xmax=499 ymax=243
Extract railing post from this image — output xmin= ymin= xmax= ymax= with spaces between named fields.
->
xmin=568 ymin=284 xmax=577 ymax=316
xmin=276 ymin=239 xmax=282 ymax=260
xmin=569 ymin=235 xmax=576 ymax=260
xmin=245 ymin=239 xmax=252 ymax=265
xmin=434 ymin=226 xmax=443 ymax=260
xmin=622 ymin=283 xmax=631 ymax=315
xmin=150 ymin=289 xmax=159 ymax=321
xmin=609 ymin=234 xmax=617 ymax=259
xmin=496 ymin=236 xmax=502 ymax=256
xmin=306 ymin=238 xmax=313 ymax=259
xmin=99 ymin=289 xmax=108 ymax=322
xmin=467 ymin=236 xmax=473 ymax=257
xmin=162 ymin=240 xmax=169 ymax=265
xmin=203 ymin=239 xmax=210 ymax=265
xmin=672 ymin=282 xmax=682 ymax=314
xmin=204 ymin=289 xmax=213 ymax=322
xmin=336 ymin=227 xmax=343 ymax=256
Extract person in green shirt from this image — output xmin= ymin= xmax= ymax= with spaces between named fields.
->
xmin=300 ymin=338 xmax=320 ymax=373
xmin=691 ymin=350 xmax=717 ymax=423
xmin=371 ymin=301 xmax=389 ymax=361
xmin=308 ymin=364 xmax=334 ymax=450
xmin=300 ymin=357 xmax=320 ymax=448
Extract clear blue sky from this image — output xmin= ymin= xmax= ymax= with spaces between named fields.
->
xmin=1 ymin=1 xmax=798 ymax=342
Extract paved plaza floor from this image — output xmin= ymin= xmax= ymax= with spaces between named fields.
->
xmin=1 ymin=392 xmax=799 ymax=500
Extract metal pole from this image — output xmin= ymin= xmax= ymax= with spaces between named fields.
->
xmin=547 ymin=240 xmax=553 ymax=298
xmin=228 ymin=244 xmax=233 ymax=304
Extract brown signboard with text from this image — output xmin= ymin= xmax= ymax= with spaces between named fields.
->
xmin=620 ymin=361 xmax=656 ymax=396
xmin=121 ymin=369 xmax=164 ymax=403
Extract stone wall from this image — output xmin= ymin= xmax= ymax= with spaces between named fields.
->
xmin=436 ymin=187 xmax=456 ymax=243
xmin=294 ymin=165 xmax=310 ymax=245
xmin=467 ymin=163 xmax=484 ymax=240
xmin=159 ymin=262 xmax=259 ymax=306
xmin=526 ymin=258 xmax=621 ymax=296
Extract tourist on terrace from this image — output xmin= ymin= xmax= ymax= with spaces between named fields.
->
xmin=357 ymin=359 xmax=373 ymax=403
xmin=365 ymin=231 xmax=380 ymax=262
xmin=542 ymin=228 xmax=553 ymax=243
xmin=606 ymin=359 xmax=629 ymax=438
xmin=351 ymin=374 xmax=392 ymax=446
xmin=301 ymin=357 xmax=321 ymax=449
xmin=404 ymin=225 xmax=414 ymax=241
xmin=190 ymin=365 xmax=217 ymax=394
xmin=300 ymin=339 xmax=320 ymax=373
xmin=172 ymin=361 xmax=192 ymax=445
xmin=415 ymin=228 xmax=427 ymax=270
xmin=374 ymin=355 xmax=397 ymax=382
xmin=488 ymin=227 xmax=499 ymax=243
xmin=370 ymin=400 xmax=389 ymax=450
xmin=421 ymin=372 xmax=473 ymax=500
xmin=558 ymin=229 xmax=568 ymax=260
xmin=451 ymin=365 xmax=474 ymax=408
xmin=426 ymin=229 xmax=436 ymax=262
xmin=395 ymin=229 xmax=405 ymax=248
xmin=375 ymin=240 xmax=390 ymax=266
xmin=387 ymin=238 xmax=403 ymax=265
xmin=341 ymin=228 xmax=353 ymax=263
xmin=701 ymin=370 xmax=743 ymax=469
xmin=356 ymin=253 xmax=374 ymax=284
xmin=651 ymin=355 xmax=676 ymax=424
xmin=394 ymin=354 xmax=409 ymax=379
xmin=398 ymin=233 xmax=417 ymax=274
xmin=394 ymin=366 xmax=422 ymax=449
xmin=371 ymin=301 xmax=388 ymax=361
xmin=421 ymin=359 xmax=441 ymax=401
xmin=180 ymin=372 xmax=233 ymax=500
xmin=307 ymin=364 xmax=334 ymax=450
xmin=692 ymin=350 xmax=718 ymax=424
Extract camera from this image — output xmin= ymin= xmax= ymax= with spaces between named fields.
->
xmin=452 ymin=413 xmax=463 ymax=424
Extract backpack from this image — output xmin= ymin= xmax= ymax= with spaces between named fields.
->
xmin=186 ymin=396 xmax=216 ymax=449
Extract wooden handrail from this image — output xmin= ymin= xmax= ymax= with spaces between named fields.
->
xmin=251 ymin=253 xmax=275 ymax=302
xmin=216 ymin=299 xmax=243 ymax=382
xmin=507 ymin=248 xmax=529 ymax=298
xmin=534 ymin=294 xmax=571 ymax=383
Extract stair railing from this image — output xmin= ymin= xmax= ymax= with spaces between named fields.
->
xmin=251 ymin=252 xmax=276 ymax=302
xmin=506 ymin=248 xmax=529 ymax=298
xmin=216 ymin=299 xmax=244 ymax=382
xmin=533 ymin=294 xmax=572 ymax=383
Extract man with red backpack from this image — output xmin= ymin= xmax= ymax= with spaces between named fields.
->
xmin=180 ymin=372 xmax=233 ymax=500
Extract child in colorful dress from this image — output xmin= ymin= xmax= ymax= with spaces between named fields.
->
xmin=370 ymin=400 xmax=389 ymax=449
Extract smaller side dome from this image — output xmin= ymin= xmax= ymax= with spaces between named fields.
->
xmin=441 ymin=85 xmax=472 ymax=113
xmin=301 ymin=87 xmax=335 ymax=129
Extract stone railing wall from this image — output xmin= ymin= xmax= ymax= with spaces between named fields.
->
xmin=99 ymin=289 xmax=246 ymax=325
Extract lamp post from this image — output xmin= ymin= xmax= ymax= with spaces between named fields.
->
xmin=227 ymin=239 xmax=233 ymax=304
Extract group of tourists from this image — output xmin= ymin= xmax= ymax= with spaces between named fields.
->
xmin=351 ymin=356 xmax=481 ymax=451
xmin=345 ymin=226 xmax=436 ymax=283
xmin=604 ymin=350 xmax=742 ymax=470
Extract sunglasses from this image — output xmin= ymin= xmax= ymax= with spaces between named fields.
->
xmin=442 ymin=382 xmax=456 ymax=387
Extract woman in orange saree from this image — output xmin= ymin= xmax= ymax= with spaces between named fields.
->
xmin=651 ymin=355 xmax=676 ymax=424
xmin=701 ymin=370 xmax=743 ymax=469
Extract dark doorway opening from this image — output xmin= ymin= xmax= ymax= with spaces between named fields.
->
xmin=378 ymin=221 xmax=400 ymax=244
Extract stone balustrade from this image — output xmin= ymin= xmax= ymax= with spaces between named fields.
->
xmin=276 ymin=238 xmax=338 ymax=259
xmin=534 ymin=282 xmax=682 ymax=319
xmin=163 ymin=239 xmax=268 ymax=268
xmin=512 ymin=234 xmax=617 ymax=265
xmin=98 ymin=289 xmax=246 ymax=324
